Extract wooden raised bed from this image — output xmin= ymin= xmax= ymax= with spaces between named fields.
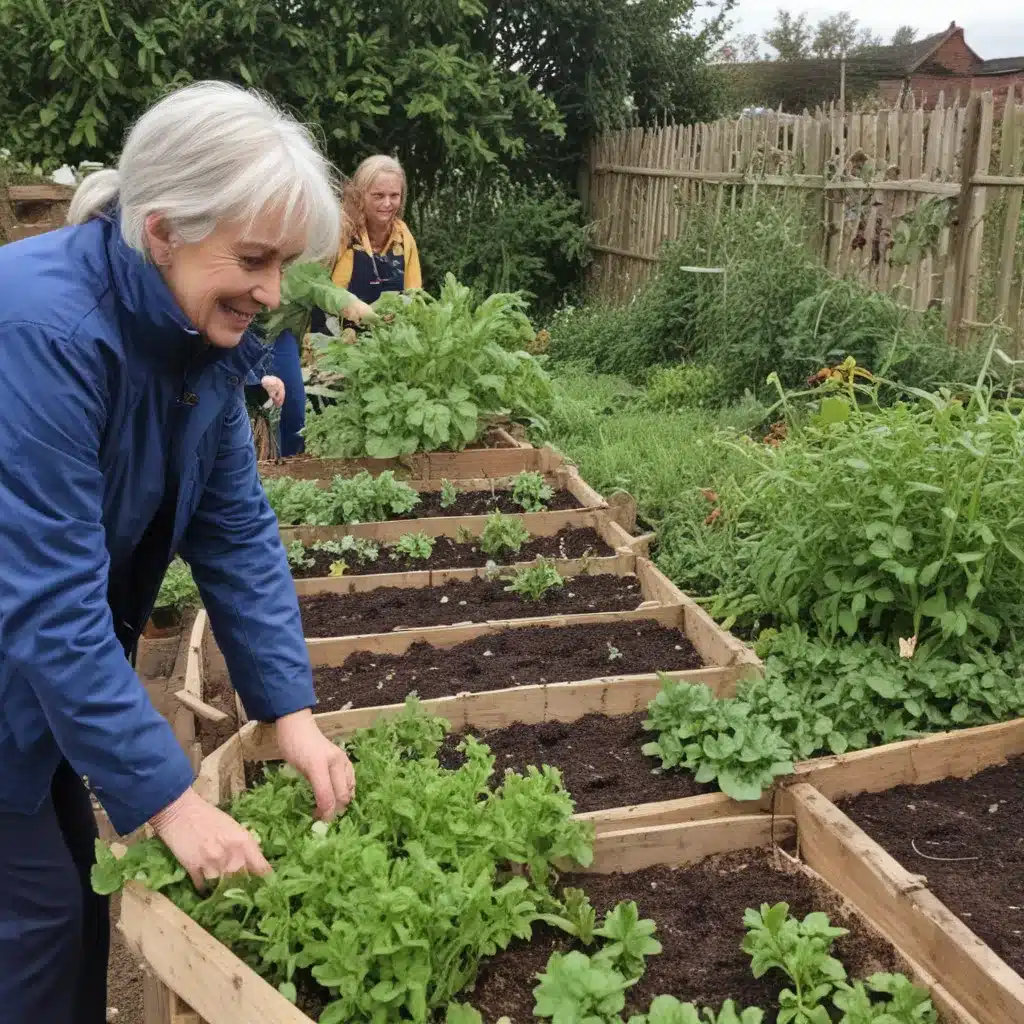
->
xmin=259 ymin=429 xmax=537 ymax=484
xmin=174 ymin=562 xmax=759 ymax=761
xmin=0 ymin=182 xmax=73 ymax=243
xmin=121 ymin=777 xmax=976 ymax=1024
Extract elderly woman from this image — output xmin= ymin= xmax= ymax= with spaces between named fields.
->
xmin=0 ymin=82 xmax=355 ymax=1022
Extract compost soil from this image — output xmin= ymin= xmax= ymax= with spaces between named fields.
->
xmin=438 ymin=712 xmax=712 ymax=814
xmin=298 ymin=574 xmax=643 ymax=637
xmin=290 ymin=527 xmax=614 ymax=578
xmin=467 ymin=852 xmax=903 ymax=1022
xmin=107 ymin=893 xmax=145 ymax=1024
xmin=840 ymin=755 xmax=1024 ymax=976
xmin=400 ymin=487 xmax=582 ymax=519
xmin=195 ymin=669 xmax=240 ymax=757
xmin=311 ymin=620 xmax=703 ymax=712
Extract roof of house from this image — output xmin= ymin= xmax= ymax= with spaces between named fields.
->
xmin=858 ymin=22 xmax=983 ymax=77
xmin=976 ymin=56 xmax=1024 ymax=75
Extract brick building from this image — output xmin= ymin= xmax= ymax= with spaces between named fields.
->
xmin=875 ymin=22 xmax=1024 ymax=110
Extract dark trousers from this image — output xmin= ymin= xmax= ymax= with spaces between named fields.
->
xmin=0 ymin=760 xmax=109 ymax=1023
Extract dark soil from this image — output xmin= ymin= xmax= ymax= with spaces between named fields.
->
xmin=290 ymin=527 xmax=614 ymax=579
xmin=468 ymin=852 xmax=903 ymax=1022
xmin=107 ymin=893 xmax=145 ymax=1024
xmin=840 ymin=756 xmax=1024 ymax=976
xmin=298 ymin=575 xmax=643 ymax=638
xmin=403 ymin=487 xmax=582 ymax=519
xmin=438 ymin=712 xmax=712 ymax=814
xmin=312 ymin=621 xmax=703 ymax=713
xmin=196 ymin=669 xmax=240 ymax=757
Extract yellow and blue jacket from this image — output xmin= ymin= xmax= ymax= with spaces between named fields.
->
xmin=331 ymin=218 xmax=422 ymax=305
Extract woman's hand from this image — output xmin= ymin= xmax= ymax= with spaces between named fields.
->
xmin=275 ymin=708 xmax=356 ymax=820
xmin=341 ymin=298 xmax=375 ymax=325
xmin=261 ymin=374 xmax=286 ymax=407
xmin=150 ymin=788 xmax=271 ymax=889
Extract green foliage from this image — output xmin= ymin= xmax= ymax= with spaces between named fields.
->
xmin=641 ymin=628 xmax=1024 ymax=800
xmin=412 ymin=172 xmax=591 ymax=319
xmin=642 ymin=679 xmax=794 ymax=802
xmin=286 ymin=541 xmax=315 ymax=570
xmin=263 ymin=472 xmax=420 ymax=525
xmin=306 ymin=277 xmax=555 ymax=458
xmin=546 ymin=197 xmax=985 ymax=405
xmin=645 ymin=364 xmax=727 ymax=410
xmin=262 ymin=264 xmax=359 ymax=345
xmin=440 ymin=479 xmax=460 ymax=509
xmin=592 ymin=902 xmax=662 ymax=980
xmin=534 ymin=950 xmax=635 ymax=1023
xmin=479 ymin=511 xmax=532 ymax=557
xmin=313 ymin=536 xmax=381 ymax=564
xmin=503 ymin=559 xmax=566 ymax=601
xmin=742 ymin=905 xmax=937 ymax=1024
xmin=92 ymin=700 xmax=594 ymax=1023
xmin=393 ymin=532 xmax=436 ymax=561
xmin=512 ymin=471 xmax=555 ymax=512
xmin=0 ymin=0 xmax=564 ymax=183
xmin=155 ymin=558 xmax=200 ymax=613
xmin=536 ymin=887 xmax=597 ymax=944
xmin=708 ymin=389 xmax=1024 ymax=651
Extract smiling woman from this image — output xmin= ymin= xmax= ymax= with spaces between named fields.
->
xmin=0 ymin=81 xmax=356 ymax=1024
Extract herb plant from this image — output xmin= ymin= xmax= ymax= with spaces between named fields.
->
xmin=512 ymin=471 xmax=555 ymax=512
xmin=503 ymin=559 xmax=566 ymax=601
xmin=286 ymin=540 xmax=314 ymax=570
xmin=480 ymin=511 xmax=532 ymax=557
xmin=313 ymin=536 xmax=381 ymax=564
xmin=306 ymin=276 xmax=555 ymax=458
xmin=92 ymin=701 xmax=593 ymax=1024
xmin=393 ymin=533 xmax=436 ymax=561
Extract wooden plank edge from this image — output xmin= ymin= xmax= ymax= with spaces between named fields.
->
xmin=119 ymin=884 xmax=310 ymax=1024
xmin=172 ymin=689 xmax=229 ymax=725
xmin=235 ymin=663 xmax=742 ymax=758
xmin=788 ymin=783 xmax=1024 ymax=1024
xmin=183 ymin=610 xmax=207 ymax=699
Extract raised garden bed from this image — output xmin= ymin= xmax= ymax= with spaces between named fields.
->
xmin=178 ymin=580 xmax=759 ymax=758
xmin=298 ymin=572 xmax=647 ymax=637
xmin=258 ymin=426 xmax=536 ymax=483
xmin=120 ymin=774 xmax=969 ymax=1024
xmin=290 ymin=525 xmax=617 ymax=579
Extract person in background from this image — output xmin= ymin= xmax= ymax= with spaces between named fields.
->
xmin=276 ymin=154 xmax=418 ymax=450
xmin=0 ymin=81 xmax=355 ymax=1024
xmin=333 ymin=153 xmax=421 ymax=304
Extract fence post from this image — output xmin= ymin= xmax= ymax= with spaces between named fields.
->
xmin=947 ymin=94 xmax=983 ymax=347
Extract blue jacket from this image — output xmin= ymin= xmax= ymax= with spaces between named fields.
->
xmin=0 ymin=214 xmax=316 ymax=835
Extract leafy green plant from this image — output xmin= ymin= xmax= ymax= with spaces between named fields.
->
xmin=533 ymin=950 xmax=635 ymax=1024
xmin=645 ymin=364 xmax=726 ymax=410
xmin=512 ymin=470 xmax=556 ymax=512
xmin=592 ymin=901 xmax=662 ymax=980
xmin=313 ymin=537 xmax=381 ymax=564
xmin=286 ymin=540 xmax=314 ymax=570
xmin=155 ymin=558 xmax=200 ymax=613
xmin=480 ymin=511 xmax=532 ymax=557
xmin=329 ymin=560 xmax=349 ymax=577
xmin=642 ymin=679 xmax=794 ymax=801
xmin=440 ymin=479 xmax=460 ymax=509
xmin=92 ymin=699 xmax=594 ymax=1024
xmin=263 ymin=472 xmax=420 ymax=525
xmin=537 ymin=887 xmax=597 ymax=944
xmin=743 ymin=903 xmax=848 ymax=1024
xmin=306 ymin=276 xmax=555 ymax=458
xmin=262 ymin=263 xmax=360 ymax=344
xmin=707 ymin=384 xmax=1024 ymax=651
xmin=393 ymin=532 xmax=436 ymax=561
xmin=503 ymin=559 xmax=565 ymax=601
xmin=833 ymin=974 xmax=938 ymax=1023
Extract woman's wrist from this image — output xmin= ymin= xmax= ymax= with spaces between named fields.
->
xmin=149 ymin=786 xmax=199 ymax=832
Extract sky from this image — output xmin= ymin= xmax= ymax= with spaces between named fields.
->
xmin=724 ymin=3 xmax=1024 ymax=59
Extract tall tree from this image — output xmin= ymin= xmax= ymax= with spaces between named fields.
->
xmin=715 ymin=33 xmax=763 ymax=62
xmin=890 ymin=26 xmax=919 ymax=47
xmin=763 ymin=9 xmax=812 ymax=60
xmin=811 ymin=12 xmax=882 ymax=58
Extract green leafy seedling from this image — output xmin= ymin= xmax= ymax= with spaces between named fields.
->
xmin=593 ymin=901 xmax=663 ymax=980
xmin=480 ymin=511 xmax=532 ymax=557
xmin=393 ymin=533 xmax=436 ymax=561
xmin=512 ymin=470 xmax=555 ymax=512
xmin=503 ymin=559 xmax=565 ymax=601
xmin=440 ymin=478 xmax=459 ymax=509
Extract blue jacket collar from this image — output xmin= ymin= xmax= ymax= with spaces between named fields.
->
xmin=104 ymin=209 xmax=268 ymax=378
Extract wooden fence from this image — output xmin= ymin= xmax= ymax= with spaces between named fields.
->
xmin=0 ymin=182 xmax=74 ymax=243
xmin=586 ymin=89 xmax=1024 ymax=350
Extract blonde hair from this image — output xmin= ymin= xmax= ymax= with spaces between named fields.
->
xmin=68 ymin=81 xmax=342 ymax=263
xmin=342 ymin=154 xmax=407 ymax=242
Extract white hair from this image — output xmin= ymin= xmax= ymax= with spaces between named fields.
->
xmin=68 ymin=81 xmax=341 ymax=262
